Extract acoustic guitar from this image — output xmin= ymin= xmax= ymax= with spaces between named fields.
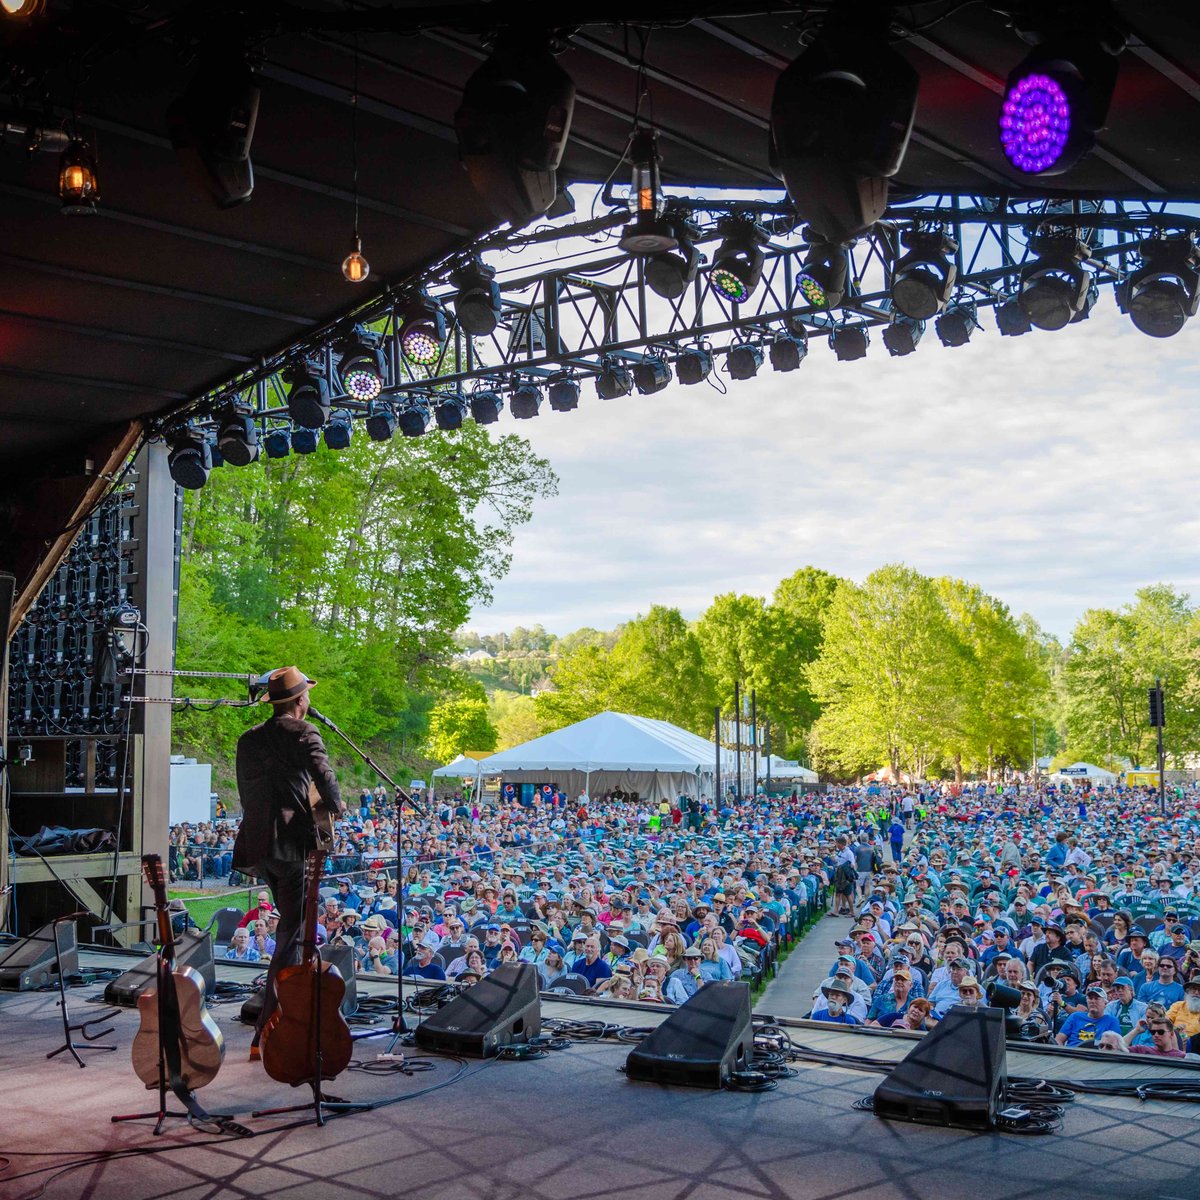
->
xmin=131 ymin=854 xmax=225 ymax=1091
xmin=260 ymin=847 xmax=353 ymax=1085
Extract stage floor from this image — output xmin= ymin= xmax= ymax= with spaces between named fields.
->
xmin=2 ymin=956 xmax=1199 ymax=1200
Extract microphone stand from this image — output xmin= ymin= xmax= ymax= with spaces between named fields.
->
xmin=306 ymin=707 xmax=424 ymax=1049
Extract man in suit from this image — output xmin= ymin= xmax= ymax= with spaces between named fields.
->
xmin=232 ymin=666 xmax=343 ymax=1058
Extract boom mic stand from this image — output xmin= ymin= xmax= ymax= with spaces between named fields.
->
xmin=306 ymin=707 xmax=425 ymax=1051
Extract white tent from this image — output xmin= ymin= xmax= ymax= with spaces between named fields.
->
xmin=473 ymin=710 xmax=734 ymax=802
xmin=432 ymin=754 xmax=481 ymax=779
xmin=757 ymin=759 xmax=818 ymax=783
xmin=1051 ymin=761 xmax=1119 ymax=783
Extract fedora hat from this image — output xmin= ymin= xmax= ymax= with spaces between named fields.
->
xmin=263 ymin=665 xmax=315 ymax=705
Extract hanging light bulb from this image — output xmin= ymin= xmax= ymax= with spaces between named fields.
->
xmin=342 ymin=233 xmax=370 ymax=283
xmin=59 ymin=134 xmax=99 ymax=215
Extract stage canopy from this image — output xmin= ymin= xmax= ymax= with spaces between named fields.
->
xmin=432 ymin=753 xmax=483 ymax=778
xmin=1052 ymin=762 xmax=1120 ymax=783
xmin=473 ymin=710 xmax=732 ymax=802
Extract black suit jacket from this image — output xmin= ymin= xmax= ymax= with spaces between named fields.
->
xmin=232 ymin=715 xmax=344 ymax=871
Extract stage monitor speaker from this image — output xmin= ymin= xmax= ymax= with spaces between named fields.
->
xmin=872 ymin=1005 xmax=1007 ymax=1131
xmin=625 ymin=981 xmax=754 ymax=1089
xmin=0 ymin=919 xmax=79 ymax=990
xmin=414 ymin=962 xmax=540 ymax=1057
xmin=104 ymin=927 xmax=217 ymax=1007
xmin=238 ymin=942 xmax=357 ymax=1023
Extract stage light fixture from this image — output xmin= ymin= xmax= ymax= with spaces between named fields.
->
xmin=284 ymin=363 xmax=332 ymax=428
xmin=342 ymin=234 xmax=369 ymax=284
xmin=1118 ymin=237 xmax=1200 ymax=338
xmin=769 ymin=330 xmax=808 ymax=372
xmin=434 ymin=392 xmax=469 ymax=430
xmin=263 ymin=429 xmax=292 ymax=458
xmin=336 ymin=331 xmax=385 ymax=401
xmin=58 ymin=135 xmax=99 ymax=215
xmin=710 ymin=219 xmax=768 ymax=303
xmin=769 ymin=13 xmax=917 ymax=241
xmin=324 ymin=415 xmax=353 ymax=450
xmin=676 ymin=346 xmax=713 ymax=386
xmin=891 ymin=229 xmax=957 ymax=320
xmin=596 ymin=360 xmax=633 ymax=400
xmin=548 ymin=374 xmax=580 ymax=412
xmin=397 ymin=399 xmax=430 ymax=438
xmin=881 ymin=315 xmax=924 ymax=357
xmin=216 ymin=409 xmax=259 ymax=466
xmin=726 ymin=341 xmax=763 ymax=380
xmin=469 ymin=389 xmax=504 ymax=425
xmin=455 ymin=32 xmax=576 ymax=225
xmin=399 ymin=294 xmax=448 ymax=367
xmin=995 ymin=298 xmax=1033 ymax=337
xmin=167 ymin=48 xmax=260 ymax=208
xmin=1 ymin=1 xmax=46 ymax=17
xmin=291 ymin=428 xmax=319 ymax=454
xmin=619 ymin=129 xmax=677 ymax=255
xmin=999 ymin=34 xmax=1122 ymax=177
xmin=644 ymin=218 xmax=703 ymax=300
xmin=1019 ymin=235 xmax=1093 ymax=331
xmin=830 ymin=325 xmax=869 ymax=362
xmin=935 ymin=301 xmax=978 ymax=347
xmin=510 ymin=381 xmax=542 ymax=419
xmin=452 ymin=257 xmax=502 ymax=336
xmin=167 ymin=430 xmax=212 ymax=490
xmin=633 ymin=356 xmax=672 ymax=395
xmin=795 ymin=240 xmax=848 ymax=310
xmin=365 ymin=401 xmax=397 ymax=442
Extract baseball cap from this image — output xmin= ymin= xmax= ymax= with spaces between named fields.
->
xmin=1114 ymin=976 xmax=1135 ymax=989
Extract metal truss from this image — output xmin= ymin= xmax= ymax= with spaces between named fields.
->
xmin=180 ymin=194 xmax=1200 ymax=434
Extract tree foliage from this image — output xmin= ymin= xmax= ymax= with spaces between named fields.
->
xmin=425 ymin=695 xmax=497 ymax=762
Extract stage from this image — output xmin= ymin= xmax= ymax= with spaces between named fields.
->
xmin=1 ymin=950 xmax=1199 ymax=1200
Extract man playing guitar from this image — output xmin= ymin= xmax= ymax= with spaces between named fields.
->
xmin=232 ymin=665 xmax=344 ymax=1059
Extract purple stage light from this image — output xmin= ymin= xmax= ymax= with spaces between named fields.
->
xmin=999 ymin=73 xmax=1071 ymax=174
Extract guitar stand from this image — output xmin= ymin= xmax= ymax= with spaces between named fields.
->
xmin=45 ymin=914 xmax=118 ymax=1067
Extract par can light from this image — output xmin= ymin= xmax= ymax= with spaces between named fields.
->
xmin=935 ymin=302 xmax=978 ymax=347
xmin=726 ymin=341 xmax=763 ymax=380
xmin=548 ymin=374 xmax=580 ymax=411
xmin=830 ymin=325 xmax=869 ymax=362
xmin=397 ymin=399 xmax=430 ymax=438
xmin=510 ymin=382 xmax=543 ymax=419
xmin=769 ymin=331 xmax=808 ymax=372
xmin=633 ymin=357 xmax=672 ymax=395
xmin=596 ymin=361 xmax=633 ymax=400
xmin=291 ymin=428 xmax=319 ymax=454
xmin=676 ymin=346 xmax=713 ymax=386
xmin=263 ymin=428 xmax=292 ymax=459
xmin=434 ymin=393 xmax=469 ymax=430
xmin=365 ymin=401 xmax=398 ymax=442
xmin=469 ymin=389 xmax=504 ymax=425
xmin=323 ymin=416 xmax=353 ymax=450
xmin=881 ymin=315 xmax=924 ymax=357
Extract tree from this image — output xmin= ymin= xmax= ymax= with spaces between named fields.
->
xmin=488 ymin=690 xmax=542 ymax=749
xmin=694 ymin=593 xmax=771 ymax=710
xmin=425 ymin=696 xmax=497 ymax=763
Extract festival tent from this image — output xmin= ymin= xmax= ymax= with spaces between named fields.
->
xmin=473 ymin=711 xmax=734 ymax=802
xmin=757 ymin=759 xmax=818 ymax=783
xmin=432 ymin=754 xmax=482 ymax=778
xmin=1051 ymin=762 xmax=1119 ymax=783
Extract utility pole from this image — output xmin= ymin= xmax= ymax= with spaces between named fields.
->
xmin=1150 ymin=678 xmax=1166 ymax=815
xmin=733 ymin=681 xmax=742 ymax=803
xmin=750 ymin=688 xmax=758 ymax=802
xmin=764 ymin=719 xmax=772 ymax=795
xmin=714 ymin=706 xmax=721 ymax=812
xmin=1031 ymin=717 xmax=1038 ymax=788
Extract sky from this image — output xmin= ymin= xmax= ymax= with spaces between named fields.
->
xmin=465 ymin=211 xmax=1200 ymax=642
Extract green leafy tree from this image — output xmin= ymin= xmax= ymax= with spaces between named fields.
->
xmin=694 ymin=593 xmax=771 ymax=710
xmin=426 ymin=696 xmax=498 ymax=762
xmin=488 ymin=690 xmax=542 ymax=749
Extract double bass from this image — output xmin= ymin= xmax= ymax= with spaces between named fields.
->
xmin=260 ymin=848 xmax=353 ymax=1085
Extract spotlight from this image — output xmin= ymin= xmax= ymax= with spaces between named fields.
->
xmin=676 ymin=346 xmax=713 ymax=386
xmin=1019 ymin=235 xmax=1093 ymax=331
xmin=216 ymin=409 xmax=259 ymax=466
xmin=891 ymin=229 xmax=957 ymax=320
xmin=710 ymin=219 xmax=768 ymax=303
xmin=769 ymin=330 xmax=808 ymax=372
xmin=342 ymin=234 xmax=369 ymax=284
xmin=452 ymin=258 xmax=502 ymax=336
xmin=620 ymin=129 xmax=677 ymax=255
xmin=830 ymin=325 xmax=869 ymax=362
xmin=284 ymin=363 xmax=332 ymax=428
xmin=167 ymin=48 xmax=260 ymax=208
xmin=726 ymin=342 xmax=763 ymax=380
xmin=323 ymin=415 xmax=353 ymax=450
xmin=769 ymin=12 xmax=917 ymax=241
xmin=510 ymin=381 xmax=542 ymax=419
xmin=337 ymin=330 xmax=385 ymax=401
xmin=263 ymin=429 xmax=292 ymax=458
xmin=469 ymin=389 xmax=504 ymax=425
xmin=935 ymin=301 xmax=978 ymax=347
xmin=397 ymin=399 xmax=430 ymax=438
xmin=596 ymin=361 xmax=633 ymax=400
xmin=645 ymin=217 xmax=703 ymax=301
xmin=633 ymin=357 xmax=672 ymax=395
xmin=995 ymin=298 xmax=1032 ymax=337
xmin=58 ymin=135 xmax=99 ymax=215
xmin=1 ymin=1 xmax=46 ymax=16
xmin=399 ymin=294 xmax=447 ymax=367
xmin=881 ymin=315 xmax=924 ymax=357
xmin=795 ymin=240 xmax=848 ymax=309
xmin=1118 ymin=237 xmax=1200 ymax=338
xmin=548 ymin=374 xmax=580 ymax=412
xmin=365 ymin=401 xmax=397 ymax=442
xmin=455 ymin=32 xmax=576 ymax=225
xmin=999 ymin=34 xmax=1122 ymax=177
xmin=166 ymin=430 xmax=212 ymax=490
xmin=434 ymin=393 xmax=470 ymax=430
xmin=291 ymin=428 xmax=319 ymax=454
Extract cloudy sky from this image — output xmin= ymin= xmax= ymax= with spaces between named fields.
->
xmin=467 ymin=223 xmax=1200 ymax=642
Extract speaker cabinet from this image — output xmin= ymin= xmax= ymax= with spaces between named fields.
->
xmin=414 ymin=962 xmax=541 ymax=1057
xmin=873 ymin=1005 xmax=1007 ymax=1130
xmin=104 ymin=927 xmax=216 ymax=1007
xmin=0 ymin=919 xmax=79 ymax=990
xmin=625 ymin=981 xmax=754 ymax=1089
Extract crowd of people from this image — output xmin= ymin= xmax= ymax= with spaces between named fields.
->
xmin=170 ymin=777 xmax=1200 ymax=1056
